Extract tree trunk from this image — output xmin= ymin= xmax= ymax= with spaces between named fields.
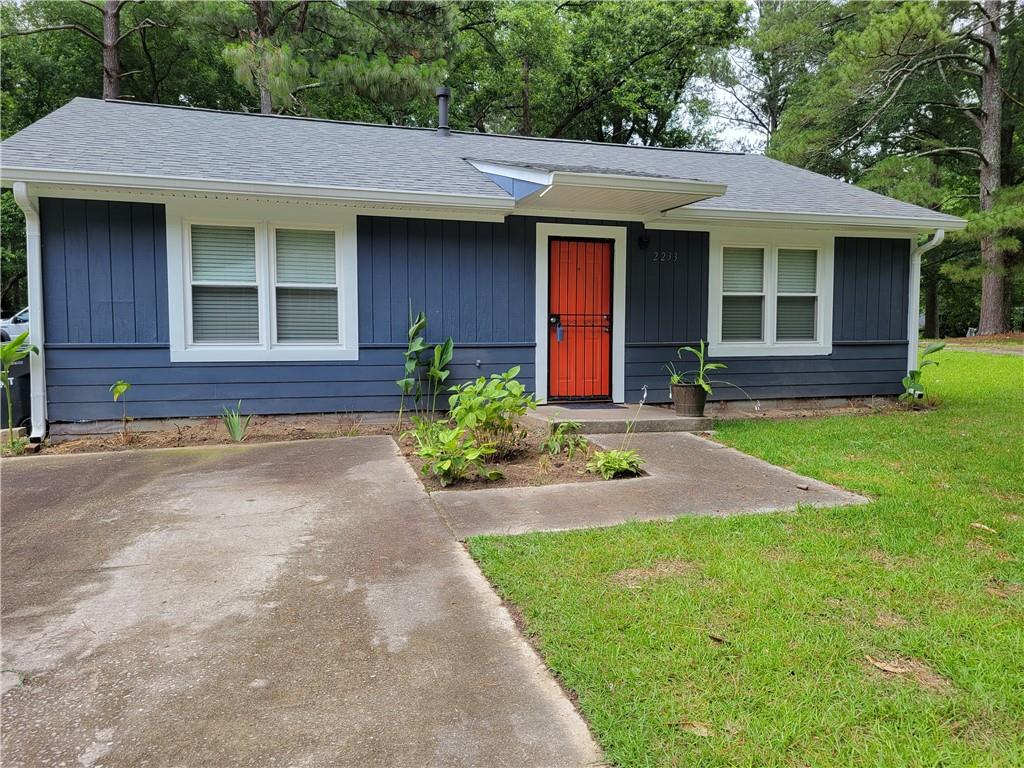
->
xmin=923 ymin=259 xmax=940 ymax=337
xmin=101 ymin=0 xmax=123 ymax=100
xmin=520 ymin=59 xmax=532 ymax=135
xmin=977 ymin=0 xmax=1006 ymax=334
xmin=251 ymin=0 xmax=275 ymax=114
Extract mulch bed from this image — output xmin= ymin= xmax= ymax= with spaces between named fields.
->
xmin=34 ymin=414 xmax=608 ymax=492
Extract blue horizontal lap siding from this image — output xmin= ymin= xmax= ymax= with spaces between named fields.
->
xmin=625 ymin=234 xmax=911 ymax=402
xmin=41 ymin=201 xmax=534 ymax=421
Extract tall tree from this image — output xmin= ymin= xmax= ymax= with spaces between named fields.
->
xmin=448 ymin=0 xmax=744 ymax=144
xmin=1 ymin=0 xmax=162 ymax=100
xmin=774 ymin=1 xmax=1022 ymax=333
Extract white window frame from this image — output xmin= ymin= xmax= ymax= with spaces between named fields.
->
xmin=167 ymin=198 xmax=358 ymax=362
xmin=269 ymin=222 xmax=344 ymax=347
xmin=708 ymin=229 xmax=833 ymax=357
xmin=720 ymin=244 xmax=768 ymax=343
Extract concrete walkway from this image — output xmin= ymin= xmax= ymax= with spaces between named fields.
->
xmin=1 ymin=440 xmax=600 ymax=767
xmin=436 ymin=432 xmax=867 ymax=537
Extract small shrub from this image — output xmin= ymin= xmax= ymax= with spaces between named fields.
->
xmin=539 ymin=420 xmax=589 ymax=460
xmin=900 ymin=342 xmax=946 ymax=405
xmin=1 ymin=330 xmax=38 ymax=453
xmin=221 ymin=400 xmax=253 ymax=442
xmin=416 ymin=427 xmax=503 ymax=487
xmin=109 ymin=379 xmax=133 ymax=445
xmin=586 ymin=448 xmax=644 ymax=480
xmin=0 ymin=436 xmax=28 ymax=457
xmin=448 ymin=365 xmax=536 ymax=458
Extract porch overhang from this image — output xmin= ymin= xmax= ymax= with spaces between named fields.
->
xmin=468 ymin=160 xmax=727 ymax=219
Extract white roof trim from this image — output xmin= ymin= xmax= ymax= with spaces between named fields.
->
xmin=0 ymin=167 xmax=516 ymax=210
xmin=650 ymin=206 xmax=966 ymax=232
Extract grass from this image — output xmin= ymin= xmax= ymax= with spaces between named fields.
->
xmin=468 ymin=350 xmax=1023 ymax=767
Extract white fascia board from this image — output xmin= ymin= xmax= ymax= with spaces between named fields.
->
xmin=650 ymin=206 xmax=966 ymax=232
xmin=0 ymin=167 xmax=516 ymax=211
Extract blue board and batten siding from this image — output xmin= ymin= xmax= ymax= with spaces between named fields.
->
xmin=39 ymin=197 xmax=910 ymax=421
xmin=41 ymin=201 xmax=534 ymax=420
xmin=624 ymin=230 xmax=910 ymax=402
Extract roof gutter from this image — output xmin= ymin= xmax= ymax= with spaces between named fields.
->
xmin=1 ymin=167 xmax=516 ymax=211
xmin=650 ymin=207 xmax=967 ymax=232
xmin=11 ymin=182 xmax=47 ymax=442
xmin=906 ymin=228 xmax=945 ymax=374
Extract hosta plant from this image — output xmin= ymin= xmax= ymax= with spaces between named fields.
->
xmin=448 ymin=366 xmax=536 ymax=458
xmin=539 ymin=420 xmax=588 ymax=460
xmin=416 ymin=427 xmax=503 ymax=487
xmin=586 ymin=448 xmax=644 ymax=480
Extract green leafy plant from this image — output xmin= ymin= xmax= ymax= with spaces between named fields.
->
xmin=587 ymin=384 xmax=647 ymax=480
xmin=1 ymin=330 xmax=37 ymax=454
xmin=109 ymin=379 xmax=133 ymax=445
xmin=448 ymin=365 xmax=536 ymax=458
xmin=395 ymin=307 xmax=428 ymax=429
xmin=671 ymin=340 xmax=727 ymax=394
xmin=585 ymin=448 xmax=644 ymax=480
xmin=402 ymin=415 xmax=447 ymax=451
xmin=539 ymin=420 xmax=589 ymax=460
xmin=900 ymin=342 xmax=946 ymax=404
xmin=415 ymin=426 xmax=503 ymax=487
xmin=427 ymin=336 xmax=454 ymax=416
xmin=221 ymin=400 xmax=253 ymax=442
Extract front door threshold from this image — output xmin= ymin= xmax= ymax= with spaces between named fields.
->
xmin=529 ymin=404 xmax=712 ymax=434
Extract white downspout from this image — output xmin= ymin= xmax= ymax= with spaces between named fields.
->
xmin=907 ymin=229 xmax=945 ymax=374
xmin=12 ymin=182 xmax=47 ymax=441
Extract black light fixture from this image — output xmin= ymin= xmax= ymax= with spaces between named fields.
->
xmin=637 ymin=228 xmax=651 ymax=250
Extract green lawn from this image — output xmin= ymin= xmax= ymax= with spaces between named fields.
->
xmin=469 ymin=350 xmax=1023 ymax=767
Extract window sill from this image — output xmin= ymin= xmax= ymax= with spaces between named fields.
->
xmin=708 ymin=342 xmax=832 ymax=358
xmin=170 ymin=345 xmax=359 ymax=363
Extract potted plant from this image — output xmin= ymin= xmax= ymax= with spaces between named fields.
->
xmin=665 ymin=340 xmax=726 ymax=417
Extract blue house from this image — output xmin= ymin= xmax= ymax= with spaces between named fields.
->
xmin=0 ymin=96 xmax=963 ymax=438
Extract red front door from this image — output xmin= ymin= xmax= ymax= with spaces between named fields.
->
xmin=548 ymin=238 xmax=612 ymax=400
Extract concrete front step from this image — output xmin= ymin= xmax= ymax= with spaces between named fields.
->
xmin=529 ymin=405 xmax=712 ymax=434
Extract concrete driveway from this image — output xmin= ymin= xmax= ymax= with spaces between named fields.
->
xmin=1 ymin=439 xmax=599 ymax=767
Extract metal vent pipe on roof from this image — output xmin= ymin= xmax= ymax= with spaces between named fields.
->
xmin=436 ymin=87 xmax=451 ymax=136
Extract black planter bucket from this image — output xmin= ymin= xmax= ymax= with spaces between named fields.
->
xmin=671 ymin=384 xmax=707 ymax=417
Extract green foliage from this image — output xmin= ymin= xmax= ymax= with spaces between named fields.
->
xmin=415 ymin=426 xmax=502 ymax=487
xmin=427 ymin=336 xmax=454 ymax=415
xmin=109 ymin=379 xmax=132 ymax=444
xmin=900 ymin=341 xmax=946 ymax=404
xmin=448 ymin=366 xmax=536 ymax=458
xmin=1 ymin=330 xmax=37 ymax=450
xmin=672 ymin=340 xmax=726 ymax=394
xmin=585 ymin=448 xmax=644 ymax=480
xmin=221 ymin=400 xmax=253 ymax=442
xmin=395 ymin=308 xmax=427 ymax=426
xmin=469 ymin=352 xmax=1023 ymax=767
xmin=539 ymin=420 xmax=588 ymax=460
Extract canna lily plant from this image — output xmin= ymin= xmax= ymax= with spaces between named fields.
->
xmin=1 ymin=330 xmax=38 ymax=454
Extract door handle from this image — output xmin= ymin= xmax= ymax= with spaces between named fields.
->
xmin=549 ymin=314 xmax=563 ymax=342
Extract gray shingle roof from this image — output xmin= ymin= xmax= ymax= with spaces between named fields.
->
xmin=1 ymin=98 xmax=962 ymax=226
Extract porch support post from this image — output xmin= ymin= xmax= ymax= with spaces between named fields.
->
xmin=12 ymin=182 xmax=47 ymax=440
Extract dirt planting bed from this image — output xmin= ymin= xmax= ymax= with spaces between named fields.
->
xmin=35 ymin=415 xmax=609 ymax=491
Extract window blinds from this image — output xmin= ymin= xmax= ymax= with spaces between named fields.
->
xmin=190 ymin=225 xmax=259 ymax=343
xmin=275 ymin=229 xmax=339 ymax=343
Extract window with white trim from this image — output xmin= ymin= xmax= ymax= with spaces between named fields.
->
xmin=173 ymin=212 xmax=358 ymax=363
xmin=709 ymin=233 xmax=832 ymax=357
xmin=273 ymin=228 xmax=340 ymax=344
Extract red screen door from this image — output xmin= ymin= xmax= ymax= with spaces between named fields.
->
xmin=548 ymin=238 xmax=612 ymax=400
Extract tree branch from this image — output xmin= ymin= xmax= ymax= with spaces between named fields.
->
xmin=913 ymin=146 xmax=988 ymax=163
xmin=1 ymin=23 xmax=103 ymax=46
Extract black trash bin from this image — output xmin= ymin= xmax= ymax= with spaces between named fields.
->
xmin=0 ymin=356 xmax=32 ymax=430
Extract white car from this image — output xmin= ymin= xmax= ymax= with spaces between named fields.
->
xmin=0 ymin=308 xmax=29 ymax=343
